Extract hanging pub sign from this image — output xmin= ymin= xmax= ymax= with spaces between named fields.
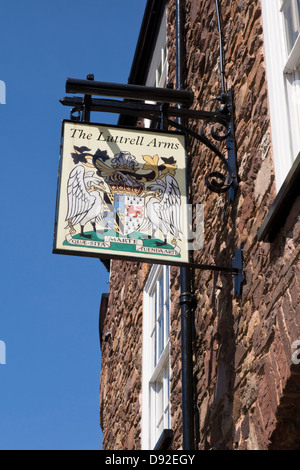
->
xmin=53 ymin=120 xmax=190 ymax=266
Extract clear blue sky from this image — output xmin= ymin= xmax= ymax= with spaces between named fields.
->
xmin=0 ymin=0 xmax=147 ymax=450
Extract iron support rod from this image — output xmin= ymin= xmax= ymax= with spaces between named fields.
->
xmin=60 ymin=95 xmax=227 ymax=122
xmin=177 ymin=0 xmax=195 ymax=451
xmin=81 ymin=74 xmax=94 ymax=122
xmin=215 ymin=0 xmax=226 ymax=95
xmin=66 ymin=77 xmax=194 ymax=106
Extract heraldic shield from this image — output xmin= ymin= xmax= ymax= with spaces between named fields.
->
xmin=103 ymin=191 xmax=145 ymax=236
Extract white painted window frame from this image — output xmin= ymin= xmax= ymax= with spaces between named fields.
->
xmin=142 ymin=264 xmax=171 ymax=450
xmin=261 ymin=0 xmax=300 ymax=191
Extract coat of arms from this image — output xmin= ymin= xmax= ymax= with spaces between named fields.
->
xmin=65 ymin=146 xmax=183 ymax=249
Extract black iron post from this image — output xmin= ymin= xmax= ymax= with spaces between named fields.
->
xmin=82 ymin=74 xmax=94 ymax=123
xmin=176 ymin=0 xmax=195 ymax=451
xmin=66 ymin=77 xmax=194 ymax=106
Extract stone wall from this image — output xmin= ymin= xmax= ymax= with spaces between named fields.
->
xmin=100 ymin=0 xmax=300 ymax=450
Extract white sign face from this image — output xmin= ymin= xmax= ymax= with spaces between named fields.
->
xmin=53 ymin=121 xmax=190 ymax=266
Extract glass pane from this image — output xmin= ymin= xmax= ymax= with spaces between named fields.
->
xmin=158 ymin=313 xmax=164 ymax=358
xmin=155 ymin=374 xmax=164 ymax=431
xmin=150 ymin=290 xmax=156 ymax=331
xmin=157 ymin=59 xmax=162 ymax=87
xmin=154 ymin=290 xmax=157 ymax=367
xmin=165 ymin=267 xmax=170 ymax=342
xmin=163 ymin=363 xmax=170 ymax=429
xmin=283 ymin=0 xmax=300 ymax=52
xmin=157 ymin=416 xmax=164 ymax=438
xmin=154 ymin=289 xmax=157 ymax=319
xmin=165 ymin=266 xmax=170 ymax=297
xmin=165 ymin=404 xmax=170 ymax=429
xmin=294 ymin=65 xmax=300 ymax=149
xmin=154 ymin=328 xmax=157 ymax=367
xmin=162 ymin=303 xmax=168 ymax=344
xmin=151 ymin=266 xmax=171 ymax=367
xmin=158 ymin=275 xmax=164 ymax=315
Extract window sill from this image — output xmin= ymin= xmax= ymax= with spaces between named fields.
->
xmin=284 ymin=34 xmax=300 ymax=73
xmin=257 ymin=152 xmax=300 ymax=242
xmin=150 ymin=341 xmax=170 ymax=383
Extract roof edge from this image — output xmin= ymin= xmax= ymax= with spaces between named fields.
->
xmin=119 ymin=0 xmax=166 ymax=126
xmin=128 ymin=0 xmax=167 ymax=86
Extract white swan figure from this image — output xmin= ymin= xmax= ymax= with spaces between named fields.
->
xmin=141 ymin=174 xmax=182 ymax=245
xmin=65 ymin=165 xmax=107 ymax=238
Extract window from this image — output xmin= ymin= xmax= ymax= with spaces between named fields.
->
xmin=146 ymin=9 xmax=167 ymax=89
xmin=151 ymin=265 xmax=170 ymax=368
xmin=281 ymin=0 xmax=300 ymax=54
xmin=144 ymin=9 xmax=168 ymax=129
xmin=141 ymin=7 xmax=170 ymax=450
xmin=261 ymin=0 xmax=300 ymax=190
xmin=142 ymin=264 xmax=171 ymax=450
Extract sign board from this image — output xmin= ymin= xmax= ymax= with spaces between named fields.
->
xmin=53 ymin=120 xmax=190 ymax=266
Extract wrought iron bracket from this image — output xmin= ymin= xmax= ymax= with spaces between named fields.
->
xmin=232 ymin=245 xmax=245 ymax=297
xmin=189 ymin=245 xmax=245 ymax=297
xmin=59 ymin=77 xmax=243 ymax=295
xmin=60 ymin=77 xmax=239 ymax=202
xmin=165 ymin=91 xmax=238 ymax=201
